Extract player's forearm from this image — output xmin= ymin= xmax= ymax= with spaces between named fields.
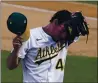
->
xmin=7 ymin=49 xmax=20 ymax=70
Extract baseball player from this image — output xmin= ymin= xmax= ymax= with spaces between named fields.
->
xmin=7 ymin=10 xmax=89 ymax=82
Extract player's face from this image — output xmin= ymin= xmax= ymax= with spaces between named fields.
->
xmin=53 ymin=23 xmax=68 ymax=43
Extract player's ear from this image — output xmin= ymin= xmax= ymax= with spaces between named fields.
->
xmin=54 ymin=19 xmax=59 ymax=25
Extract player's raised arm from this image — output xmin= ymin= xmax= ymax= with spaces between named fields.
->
xmin=6 ymin=12 xmax=28 ymax=70
xmin=7 ymin=35 xmax=22 ymax=70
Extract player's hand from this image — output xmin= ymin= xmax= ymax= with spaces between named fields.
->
xmin=13 ymin=35 xmax=23 ymax=50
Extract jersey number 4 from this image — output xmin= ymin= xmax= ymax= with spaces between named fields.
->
xmin=56 ymin=59 xmax=64 ymax=71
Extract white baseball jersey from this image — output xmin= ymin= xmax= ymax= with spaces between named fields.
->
xmin=17 ymin=27 xmax=79 ymax=83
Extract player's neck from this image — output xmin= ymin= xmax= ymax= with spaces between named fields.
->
xmin=42 ymin=24 xmax=53 ymax=36
xmin=42 ymin=24 xmax=58 ymax=42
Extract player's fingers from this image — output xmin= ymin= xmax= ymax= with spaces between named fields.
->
xmin=13 ymin=40 xmax=22 ymax=49
xmin=13 ymin=36 xmax=22 ymax=45
xmin=15 ymin=36 xmax=23 ymax=40
xmin=14 ymin=38 xmax=22 ymax=45
xmin=13 ymin=35 xmax=23 ymax=43
xmin=13 ymin=42 xmax=22 ymax=46
xmin=13 ymin=43 xmax=22 ymax=49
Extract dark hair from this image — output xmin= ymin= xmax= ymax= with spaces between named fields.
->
xmin=50 ymin=10 xmax=71 ymax=24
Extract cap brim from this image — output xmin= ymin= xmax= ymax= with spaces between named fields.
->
xmin=21 ymin=26 xmax=30 ymax=42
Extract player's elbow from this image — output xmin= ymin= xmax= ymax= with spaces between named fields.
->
xmin=7 ymin=62 xmax=17 ymax=70
xmin=7 ymin=65 xmax=15 ymax=70
xmin=7 ymin=67 xmax=13 ymax=70
xmin=7 ymin=62 xmax=18 ymax=70
xmin=7 ymin=56 xmax=18 ymax=70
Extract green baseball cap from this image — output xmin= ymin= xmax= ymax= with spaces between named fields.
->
xmin=7 ymin=12 xmax=27 ymax=36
